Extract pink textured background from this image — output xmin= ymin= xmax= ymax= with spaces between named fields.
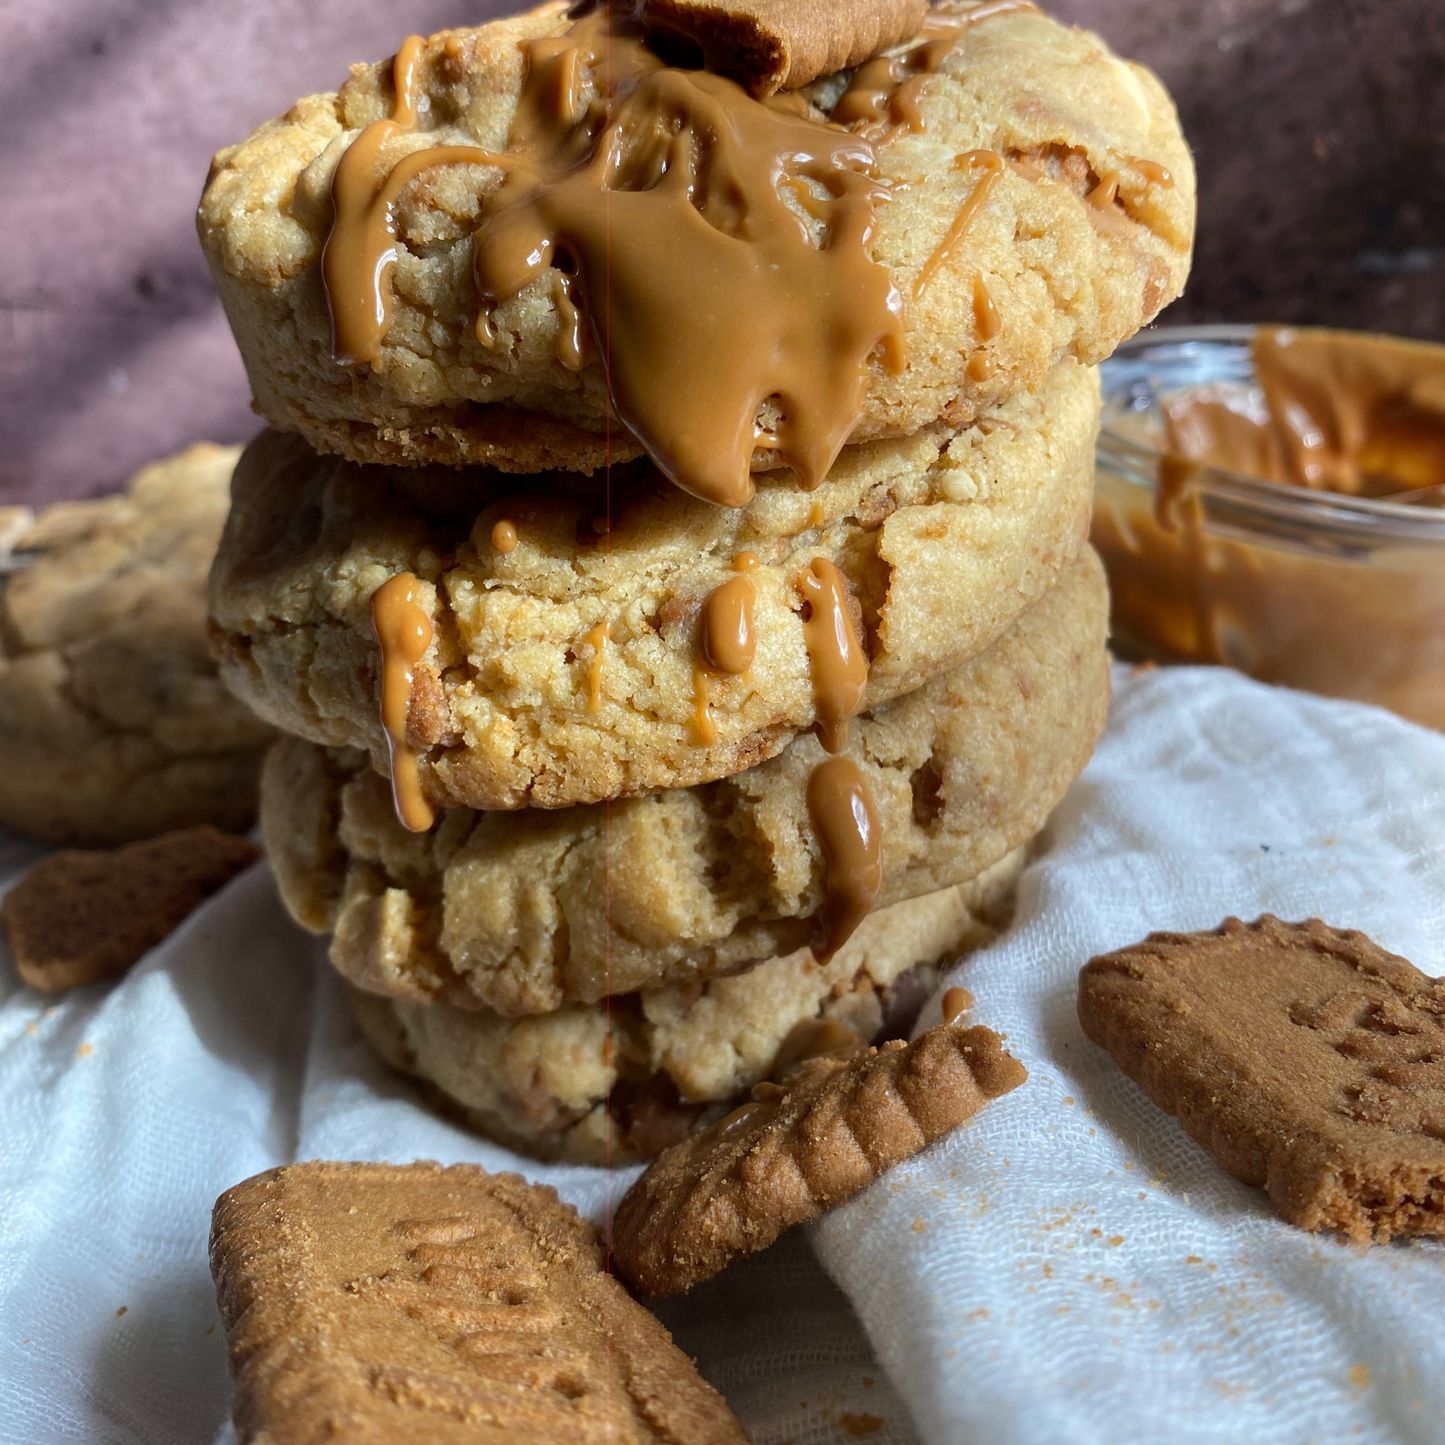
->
xmin=2 ymin=0 xmax=1442 ymax=507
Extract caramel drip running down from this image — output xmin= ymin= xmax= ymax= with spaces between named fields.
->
xmin=1087 ymin=171 xmax=1121 ymax=210
xmin=1121 ymin=153 xmax=1175 ymax=188
xmin=701 ymin=573 xmax=757 ymax=676
xmin=913 ymin=151 xmax=1005 ymax=300
xmin=972 ymin=271 xmax=1001 ymax=341
xmin=941 ymin=986 xmax=974 ymax=1026
xmin=693 ymin=669 xmax=718 ymax=746
xmin=806 ymin=756 xmax=883 ymax=963
xmin=771 ymin=1017 xmax=869 ymax=1079
xmin=324 ymin=10 xmax=906 ymax=507
xmin=491 ymin=519 xmax=519 ymax=553
xmin=552 ymin=274 xmax=589 ymax=371
xmin=370 ymin=572 xmax=437 ymax=833
xmin=323 ymin=36 xmax=508 ymax=368
xmin=800 ymin=558 xmax=869 ymax=753
xmin=583 ymin=620 xmax=610 ymax=713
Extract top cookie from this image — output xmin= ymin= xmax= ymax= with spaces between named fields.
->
xmin=198 ymin=0 xmax=1193 ymax=495
xmin=0 ymin=444 xmax=275 ymax=846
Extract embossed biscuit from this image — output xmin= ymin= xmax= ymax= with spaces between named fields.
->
xmin=348 ymin=860 xmax=1022 ymax=1165
xmin=1078 ymin=916 xmax=1445 ymax=1244
xmin=611 ymin=1015 xmax=1027 ymax=1295
xmin=0 ymin=443 xmax=274 ymax=846
xmin=211 ymin=362 xmax=1098 ymax=812
xmin=197 ymin=3 xmax=1191 ymax=474
xmin=3 ymin=826 xmax=260 ymax=992
xmin=260 ymin=548 xmax=1109 ymax=1013
xmin=210 ymin=1160 xmax=748 ymax=1443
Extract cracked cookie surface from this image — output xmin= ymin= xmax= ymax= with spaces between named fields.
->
xmin=1079 ymin=915 xmax=1445 ymax=1244
xmin=0 ymin=444 xmax=274 ymax=845
xmin=197 ymin=2 xmax=1191 ymax=474
xmin=211 ymin=361 xmax=1097 ymax=811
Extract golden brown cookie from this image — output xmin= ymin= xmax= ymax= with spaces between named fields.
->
xmin=3 ymin=826 xmax=260 ymax=992
xmin=210 ymin=1160 xmax=748 ymax=1444
xmin=211 ymin=362 xmax=1098 ymax=812
xmin=0 ymin=443 xmax=274 ymax=846
xmin=197 ymin=3 xmax=1191 ymax=478
xmin=1078 ymin=915 xmax=1445 ymax=1244
xmin=261 ymin=547 xmax=1108 ymax=1013
xmin=611 ymin=1014 xmax=1027 ymax=1295
xmin=348 ymin=861 xmax=1021 ymax=1165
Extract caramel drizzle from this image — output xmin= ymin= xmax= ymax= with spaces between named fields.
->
xmin=1120 ymin=153 xmax=1175 ymax=189
xmin=833 ymin=0 xmax=1040 ymax=140
xmin=913 ymin=151 xmax=1005 ymax=300
xmin=582 ymin=620 xmax=610 ymax=713
xmin=491 ymin=519 xmax=518 ymax=553
xmin=771 ymin=1017 xmax=868 ymax=1079
xmin=552 ymin=274 xmax=589 ymax=372
xmin=323 ymin=36 xmax=510 ymax=368
xmin=941 ymin=986 xmax=974 ymax=1026
xmin=972 ymin=271 xmax=1001 ymax=340
xmin=324 ymin=11 xmax=907 ymax=508
xmin=1087 ymin=170 xmax=1121 ymax=210
xmin=693 ymin=553 xmax=759 ymax=745
xmin=806 ymin=756 xmax=883 ymax=962
xmin=371 ymin=572 xmax=437 ymax=833
xmin=800 ymin=558 xmax=869 ymax=754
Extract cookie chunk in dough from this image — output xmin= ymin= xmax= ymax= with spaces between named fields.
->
xmin=198 ymin=1 xmax=1191 ymax=484
xmin=261 ymin=547 xmax=1110 ymax=1013
xmin=212 ymin=361 xmax=1098 ymax=812
xmin=0 ymin=444 xmax=274 ymax=846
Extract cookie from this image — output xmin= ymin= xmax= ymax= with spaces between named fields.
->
xmin=0 ymin=443 xmax=275 ymax=846
xmin=1078 ymin=916 xmax=1445 ymax=1244
xmin=210 ymin=1160 xmax=748 ymax=1444
xmin=211 ymin=361 xmax=1097 ymax=813
xmin=262 ymin=546 xmax=1108 ymax=1013
xmin=349 ymin=860 xmax=1021 ymax=1165
xmin=611 ymin=1011 xmax=1027 ymax=1295
xmin=197 ymin=2 xmax=1191 ymax=482
xmin=3 ymin=826 xmax=260 ymax=992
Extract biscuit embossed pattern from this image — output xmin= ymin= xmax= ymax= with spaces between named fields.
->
xmin=209 ymin=1161 xmax=749 ymax=1442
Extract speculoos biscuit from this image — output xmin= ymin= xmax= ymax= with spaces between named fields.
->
xmin=610 ymin=1012 xmax=1027 ymax=1295
xmin=210 ymin=1160 xmax=748 ymax=1443
xmin=1079 ymin=915 xmax=1445 ymax=1244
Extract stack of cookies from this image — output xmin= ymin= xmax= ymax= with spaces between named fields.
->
xmin=199 ymin=0 xmax=1194 ymax=1163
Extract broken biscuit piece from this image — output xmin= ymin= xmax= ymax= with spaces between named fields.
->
xmin=641 ymin=0 xmax=930 ymax=95
xmin=1079 ymin=915 xmax=1445 ymax=1244
xmin=210 ymin=1160 xmax=749 ymax=1445
xmin=610 ymin=1016 xmax=1027 ymax=1296
xmin=3 ymin=826 xmax=260 ymax=992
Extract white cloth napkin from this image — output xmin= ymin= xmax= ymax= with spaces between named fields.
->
xmin=2 ymin=664 xmax=1443 ymax=1444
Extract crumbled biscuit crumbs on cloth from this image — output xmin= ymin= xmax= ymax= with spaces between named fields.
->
xmin=3 ymin=666 xmax=1445 ymax=1444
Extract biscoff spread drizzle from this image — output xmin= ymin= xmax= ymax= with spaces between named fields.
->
xmin=832 ymin=1 xmax=1038 ymax=139
xmin=322 ymin=8 xmax=907 ymax=507
xmin=371 ymin=573 xmax=437 ymax=832
xmin=806 ymin=756 xmax=883 ymax=961
xmin=800 ymin=557 xmax=869 ymax=753
xmin=693 ymin=553 xmax=758 ymax=744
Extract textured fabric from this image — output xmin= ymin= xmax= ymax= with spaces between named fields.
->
xmin=2 ymin=664 xmax=1443 ymax=1443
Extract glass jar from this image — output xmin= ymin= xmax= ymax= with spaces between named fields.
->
xmin=1092 ymin=324 xmax=1445 ymax=731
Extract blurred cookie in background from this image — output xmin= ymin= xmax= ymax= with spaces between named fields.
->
xmin=0 ymin=443 xmax=274 ymax=846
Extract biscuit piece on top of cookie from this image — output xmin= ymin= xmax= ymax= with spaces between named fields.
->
xmin=197 ymin=1 xmax=1191 ymax=480
xmin=1079 ymin=916 xmax=1445 ymax=1244
xmin=210 ymin=1160 xmax=748 ymax=1443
